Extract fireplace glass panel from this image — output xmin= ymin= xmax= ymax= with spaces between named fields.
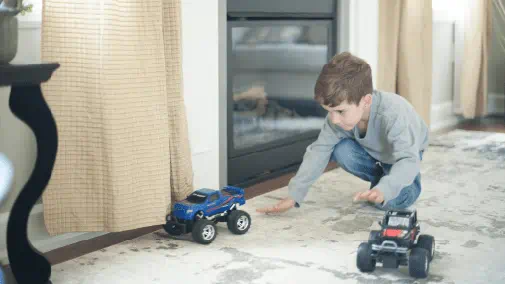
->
xmin=230 ymin=22 xmax=331 ymax=153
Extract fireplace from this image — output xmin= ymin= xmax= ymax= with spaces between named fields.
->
xmin=227 ymin=0 xmax=338 ymax=186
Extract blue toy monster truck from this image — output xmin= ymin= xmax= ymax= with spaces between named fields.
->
xmin=163 ymin=186 xmax=251 ymax=244
xmin=357 ymin=209 xmax=435 ymax=278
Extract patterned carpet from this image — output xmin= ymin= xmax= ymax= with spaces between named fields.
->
xmin=50 ymin=130 xmax=505 ymax=283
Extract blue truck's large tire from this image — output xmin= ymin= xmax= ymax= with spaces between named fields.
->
xmin=227 ymin=210 xmax=251 ymax=235
xmin=163 ymin=222 xmax=183 ymax=236
xmin=192 ymin=219 xmax=217 ymax=244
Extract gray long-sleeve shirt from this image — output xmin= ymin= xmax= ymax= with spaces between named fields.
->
xmin=288 ymin=90 xmax=429 ymax=205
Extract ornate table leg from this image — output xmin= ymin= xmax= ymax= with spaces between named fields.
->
xmin=6 ymin=84 xmax=57 ymax=284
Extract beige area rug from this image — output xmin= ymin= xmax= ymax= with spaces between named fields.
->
xmin=50 ymin=130 xmax=505 ymax=283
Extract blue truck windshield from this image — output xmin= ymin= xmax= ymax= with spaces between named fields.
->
xmin=186 ymin=192 xmax=207 ymax=204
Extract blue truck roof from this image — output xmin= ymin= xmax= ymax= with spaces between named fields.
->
xmin=194 ymin=188 xmax=216 ymax=195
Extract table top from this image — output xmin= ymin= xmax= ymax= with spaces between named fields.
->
xmin=0 ymin=63 xmax=60 ymax=87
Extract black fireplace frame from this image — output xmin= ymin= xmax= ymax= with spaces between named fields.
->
xmin=226 ymin=0 xmax=338 ymax=187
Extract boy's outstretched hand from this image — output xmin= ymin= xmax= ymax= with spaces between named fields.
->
xmin=353 ymin=188 xmax=384 ymax=204
xmin=256 ymin=197 xmax=296 ymax=214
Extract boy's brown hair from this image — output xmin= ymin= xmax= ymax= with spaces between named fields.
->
xmin=314 ymin=51 xmax=373 ymax=107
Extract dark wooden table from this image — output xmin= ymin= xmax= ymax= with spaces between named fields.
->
xmin=1 ymin=63 xmax=60 ymax=284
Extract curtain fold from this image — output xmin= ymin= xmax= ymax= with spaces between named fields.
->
xmin=40 ymin=0 xmax=193 ymax=235
xmin=377 ymin=1 xmax=402 ymax=94
xmin=454 ymin=0 xmax=492 ymax=118
xmin=377 ymin=0 xmax=433 ymax=127
xmin=161 ymin=1 xmax=194 ymax=202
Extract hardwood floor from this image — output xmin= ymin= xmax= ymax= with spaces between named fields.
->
xmin=454 ymin=115 xmax=505 ymax=133
xmin=2 ymin=116 xmax=504 ymax=280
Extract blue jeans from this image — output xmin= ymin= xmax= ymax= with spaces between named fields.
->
xmin=331 ymin=138 xmax=422 ymax=210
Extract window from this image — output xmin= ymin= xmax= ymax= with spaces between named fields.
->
xmin=209 ymin=194 xmax=219 ymax=202
xmin=186 ymin=192 xmax=207 ymax=204
xmin=229 ymin=23 xmax=330 ymax=152
xmin=221 ymin=188 xmax=233 ymax=195
xmin=387 ymin=216 xmax=410 ymax=228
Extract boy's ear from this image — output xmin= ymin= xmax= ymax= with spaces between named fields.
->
xmin=362 ymin=94 xmax=372 ymax=105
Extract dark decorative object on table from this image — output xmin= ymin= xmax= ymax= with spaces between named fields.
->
xmin=1 ymin=63 xmax=60 ymax=284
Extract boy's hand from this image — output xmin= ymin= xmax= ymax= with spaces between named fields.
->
xmin=256 ymin=197 xmax=296 ymax=214
xmin=353 ymin=188 xmax=384 ymax=204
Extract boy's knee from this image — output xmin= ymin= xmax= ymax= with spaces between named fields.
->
xmin=332 ymin=138 xmax=382 ymax=183
xmin=332 ymin=138 xmax=358 ymax=163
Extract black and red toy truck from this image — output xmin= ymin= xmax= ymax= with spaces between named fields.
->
xmin=357 ymin=209 xmax=435 ymax=278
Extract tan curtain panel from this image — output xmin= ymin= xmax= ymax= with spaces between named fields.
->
xmin=454 ymin=0 xmax=492 ymax=118
xmin=378 ymin=0 xmax=433 ymax=127
xmin=40 ymin=0 xmax=193 ymax=235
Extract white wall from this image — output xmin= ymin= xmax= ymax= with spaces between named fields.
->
xmin=346 ymin=0 xmax=379 ymax=89
xmin=0 ymin=0 xmax=224 ymax=264
xmin=181 ymin=0 xmax=222 ymax=190
xmin=430 ymin=5 xmax=466 ymax=131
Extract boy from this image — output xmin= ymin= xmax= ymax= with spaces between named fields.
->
xmin=256 ymin=52 xmax=429 ymax=214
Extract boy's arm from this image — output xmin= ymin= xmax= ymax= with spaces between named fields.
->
xmin=375 ymin=114 xmax=421 ymax=205
xmin=288 ymin=117 xmax=345 ymax=206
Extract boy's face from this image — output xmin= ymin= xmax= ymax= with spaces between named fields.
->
xmin=321 ymin=95 xmax=371 ymax=131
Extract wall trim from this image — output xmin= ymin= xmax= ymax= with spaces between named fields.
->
xmin=430 ymin=93 xmax=504 ymax=133
xmin=430 ymin=101 xmax=464 ymax=132
xmin=488 ymin=93 xmax=505 ymax=115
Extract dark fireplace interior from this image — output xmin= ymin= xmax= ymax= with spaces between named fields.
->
xmin=227 ymin=0 xmax=338 ymax=187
